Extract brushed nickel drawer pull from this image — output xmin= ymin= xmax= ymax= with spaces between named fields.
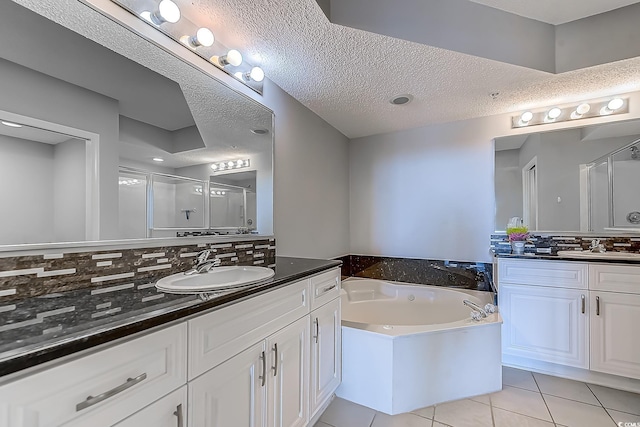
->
xmin=272 ymin=343 xmax=278 ymax=377
xmin=259 ymin=351 xmax=266 ymax=387
xmin=596 ymin=296 xmax=600 ymax=316
xmin=581 ymin=295 xmax=585 ymax=314
xmin=317 ymin=283 xmax=337 ymax=296
xmin=174 ymin=403 xmax=184 ymax=427
xmin=313 ymin=318 xmax=319 ymax=344
xmin=76 ymin=372 xmax=147 ymax=412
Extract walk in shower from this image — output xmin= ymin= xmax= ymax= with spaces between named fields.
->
xmin=118 ymin=167 xmax=256 ymax=238
xmin=586 ymin=138 xmax=640 ymax=232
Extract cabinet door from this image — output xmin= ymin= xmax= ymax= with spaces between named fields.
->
xmin=500 ymin=284 xmax=588 ymax=368
xmin=590 ymin=292 xmax=640 ymax=380
xmin=189 ymin=341 xmax=267 ymax=427
xmin=267 ymin=316 xmax=309 ymax=427
xmin=114 ymin=387 xmax=187 ymax=427
xmin=310 ymin=298 xmax=341 ymax=418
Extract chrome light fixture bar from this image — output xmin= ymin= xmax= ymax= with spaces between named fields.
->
xmin=512 ymin=97 xmax=629 ymax=129
xmin=110 ymin=0 xmax=265 ymax=94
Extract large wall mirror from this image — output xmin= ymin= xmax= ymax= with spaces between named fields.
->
xmin=0 ymin=1 xmax=273 ymax=247
xmin=495 ymin=120 xmax=640 ymax=233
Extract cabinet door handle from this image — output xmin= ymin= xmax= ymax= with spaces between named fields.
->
xmin=313 ymin=318 xmax=319 ymax=344
xmin=76 ymin=372 xmax=147 ymax=412
xmin=581 ymin=295 xmax=585 ymax=314
xmin=259 ymin=351 xmax=266 ymax=387
xmin=272 ymin=343 xmax=278 ymax=377
xmin=596 ymin=296 xmax=600 ymax=316
xmin=317 ymin=282 xmax=337 ymax=296
xmin=174 ymin=403 xmax=184 ymax=427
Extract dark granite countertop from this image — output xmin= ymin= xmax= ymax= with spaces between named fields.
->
xmin=0 ymin=256 xmax=341 ymax=377
xmin=494 ymin=252 xmax=640 ymax=264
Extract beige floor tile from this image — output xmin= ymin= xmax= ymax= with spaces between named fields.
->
xmin=433 ymin=399 xmax=493 ymax=427
xmin=319 ymin=397 xmax=376 ymax=427
xmin=490 ymin=385 xmax=553 ymax=422
xmin=470 ymin=394 xmax=491 ymax=405
xmin=588 ymin=384 xmax=640 ymax=416
xmin=314 ymin=422 xmax=334 ymax=427
xmin=607 ymin=409 xmax=640 ymax=425
xmin=433 ymin=422 xmax=451 ymax=427
xmin=493 ymin=407 xmax=555 ymax=427
xmin=411 ymin=406 xmax=435 ymax=419
xmin=503 ymin=366 xmax=539 ymax=391
xmin=544 ymin=394 xmax=617 ymax=427
xmin=533 ymin=373 xmax=600 ymax=405
xmin=371 ymin=412 xmax=432 ymax=427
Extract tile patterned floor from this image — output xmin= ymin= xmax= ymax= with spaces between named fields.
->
xmin=316 ymin=367 xmax=640 ymax=427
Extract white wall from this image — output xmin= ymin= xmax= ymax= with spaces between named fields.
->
xmin=53 ymin=138 xmax=86 ymax=242
xmin=350 ymin=90 xmax=640 ymax=263
xmin=0 ymin=135 xmax=55 ymax=244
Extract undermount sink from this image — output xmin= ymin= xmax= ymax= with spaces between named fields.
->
xmin=557 ymin=250 xmax=640 ymax=261
xmin=156 ymin=266 xmax=275 ymax=294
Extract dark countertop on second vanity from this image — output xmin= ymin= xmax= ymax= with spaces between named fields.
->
xmin=0 ymin=256 xmax=341 ymax=378
xmin=494 ymin=252 xmax=640 ymax=264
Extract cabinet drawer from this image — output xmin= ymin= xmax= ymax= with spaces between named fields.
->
xmin=589 ymin=264 xmax=640 ymax=294
xmin=189 ymin=279 xmax=309 ymax=379
xmin=114 ymin=386 xmax=187 ymax=427
xmin=0 ymin=323 xmax=187 ymax=427
xmin=310 ymin=269 xmax=341 ymax=310
xmin=498 ymin=259 xmax=588 ymax=289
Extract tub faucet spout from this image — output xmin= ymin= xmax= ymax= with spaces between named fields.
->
xmin=463 ymin=300 xmax=487 ymax=319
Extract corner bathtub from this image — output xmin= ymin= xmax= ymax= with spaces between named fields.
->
xmin=336 ymin=278 xmax=502 ymax=415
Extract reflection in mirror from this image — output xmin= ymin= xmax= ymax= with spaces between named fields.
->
xmin=495 ymin=120 xmax=640 ymax=232
xmin=0 ymin=1 xmax=273 ymax=247
xmin=0 ymin=121 xmax=89 ymax=245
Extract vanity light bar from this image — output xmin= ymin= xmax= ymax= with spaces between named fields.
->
xmin=512 ymin=97 xmax=628 ymax=129
xmin=110 ymin=0 xmax=265 ymax=94
xmin=210 ymin=159 xmax=250 ymax=171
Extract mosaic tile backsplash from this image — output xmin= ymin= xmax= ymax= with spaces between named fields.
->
xmin=337 ymin=255 xmax=494 ymax=292
xmin=491 ymin=234 xmax=640 ymax=255
xmin=0 ymin=238 xmax=276 ymax=302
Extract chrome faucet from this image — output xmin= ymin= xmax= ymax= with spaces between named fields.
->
xmin=184 ymin=250 xmax=221 ymax=275
xmin=463 ymin=300 xmax=496 ymax=321
xmin=589 ymin=239 xmax=606 ymax=253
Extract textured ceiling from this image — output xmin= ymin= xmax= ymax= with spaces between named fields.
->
xmin=468 ymin=0 xmax=640 ymax=24
xmin=180 ymin=0 xmax=640 ymax=138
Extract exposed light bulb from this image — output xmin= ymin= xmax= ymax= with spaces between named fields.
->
xmin=227 ymin=161 xmax=235 ymax=167
xmin=571 ymin=103 xmax=591 ymax=119
xmin=520 ymin=111 xmax=533 ymax=124
xmin=244 ymin=66 xmax=265 ymax=82
xmin=244 ymin=160 xmax=250 ymax=167
xmin=210 ymin=164 xmax=218 ymax=170
xmin=218 ymin=49 xmax=243 ymax=67
xmin=190 ymin=28 xmax=214 ymax=47
xmin=607 ymin=98 xmax=624 ymax=111
xmin=236 ymin=160 xmax=243 ymax=167
xmin=151 ymin=0 xmax=180 ymax=25
xmin=547 ymin=107 xmax=562 ymax=120
xmin=1 ymin=121 xmax=22 ymax=128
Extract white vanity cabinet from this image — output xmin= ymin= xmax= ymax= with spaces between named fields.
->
xmin=0 ymin=323 xmax=188 ymax=427
xmin=498 ymin=258 xmax=640 ymax=383
xmin=308 ymin=270 xmax=342 ymax=420
xmin=498 ymin=259 xmax=589 ymax=368
xmin=310 ymin=297 xmax=341 ymax=418
xmin=0 ymin=267 xmax=342 ymax=427
xmin=589 ymin=264 xmax=640 ymax=380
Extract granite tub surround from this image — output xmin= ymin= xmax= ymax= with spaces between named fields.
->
xmin=0 ymin=238 xmax=276 ymax=302
xmin=0 ymin=256 xmax=341 ymax=377
xmin=337 ymin=255 xmax=493 ymax=292
xmin=491 ymin=233 xmax=640 ymax=255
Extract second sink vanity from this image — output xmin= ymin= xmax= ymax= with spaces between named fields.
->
xmin=497 ymin=253 xmax=640 ymax=392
